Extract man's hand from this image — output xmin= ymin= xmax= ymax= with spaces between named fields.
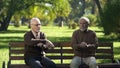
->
xmin=45 ymin=39 xmax=54 ymax=48
xmin=80 ymin=42 xmax=87 ymax=48
xmin=37 ymin=43 xmax=44 ymax=47
xmin=87 ymin=44 xmax=91 ymax=47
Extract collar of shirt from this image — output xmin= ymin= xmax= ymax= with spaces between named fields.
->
xmin=80 ymin=29 xmax=89 ymax=32
xmin=31 ymin=30 xmax=40 ymax=39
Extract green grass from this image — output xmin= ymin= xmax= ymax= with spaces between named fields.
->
xmin=0 ymin=26 xmax=120 ymax=68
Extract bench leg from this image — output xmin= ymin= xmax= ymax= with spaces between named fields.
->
xmin=7 ymin=61 xmax=10 ymax=68
xmin=2 ymin=61 xmax=5 ymax=68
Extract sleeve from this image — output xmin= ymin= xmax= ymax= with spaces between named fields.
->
xmin=71 ymin=31 xmax=81 ymax=50
xmin=39 ymin=32 xmax=49 ymax=50
xmin=87 ymin=31 xmax=98 ymax=49
xmin=24 ymin=32 xmax=39 ymax=46
xmin=45 ymin=39 xmax=54 ymax=49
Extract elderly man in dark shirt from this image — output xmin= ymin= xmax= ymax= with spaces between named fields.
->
xmin=24 ymin=17 xmax=56 ymax=68
xmin=70 ymin=17 xmax=98 ymax=68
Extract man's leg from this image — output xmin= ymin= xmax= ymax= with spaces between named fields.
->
xmin=41 ymin=57 xmax=56 ymax=68
xmin=25 ymin=57 xmax=43 ymax=68
xmin=83 ymin=57 xmax=98 ymax=68
xmin=70 ymin=56 xmax=82 ymax=68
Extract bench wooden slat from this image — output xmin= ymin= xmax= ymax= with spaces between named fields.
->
xmin=9 ymin=42 xmax=25 ymax=47
xmin=10 ymin=56 xmax=24 ymax=60
xmin=10 ymin=49 xmax=63 ymax=54
xmin=47 ymin=56 xmax=68 ymax=59
xmin=61 ymin=42 xmax=71 ymax=47
xmin=10 ymin=49 xmax=113 ymax=54
xmin=61 ymin=49 xmax=73 ymax=53
xmin=10 ymin=55 xmax=113 ymax=60
xmin=9 ymin=64 xmax=120 ymax=68
xmin=47 ymin=56 xmax=62 ymax=59
xmin=95 ymin=55 xmax=113 ymax=59
xmin=96 ymin=49 xmax=113 ymax=53
xmin=10 ymin=56 xmax=73 ymax=60
xmin=98 ymin=63 xmax=120 ymax=68
xmin=45 ymin=49 xmax=61 ymax=53
xmin=10 ymin=50 xmax=24 ymax=54
xmin=9 ymin=64 xmax=70 ymax=68
xmin=48 ymin=49 xmax=112 ymax=54
xmin=9 ymin=65 xmax=29 ymax=68
xmin=9 ymin=42 xmax=62 ymax=47
xmin=98 ymin=42 xmax=113 ymax=47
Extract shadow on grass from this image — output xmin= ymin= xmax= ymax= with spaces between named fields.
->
xmin=0 ymin=37 xmax=23 ymax=40
xmin=0 ymin=45 xmax=8 ymax=49
xmin=0 ymin=36 xmax=24 ymax=49
xmin=98 ymin=38 xmax=120 ymax=42
xmin=114 ymin=47 xmax=120 ymax=54
xmin=47 ymin=37 xmax=71 ymax=42
xmin=0 ymin=30 xmax=26 ymax=34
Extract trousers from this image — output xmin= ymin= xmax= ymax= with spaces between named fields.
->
xmin=25 ymin=56 xmax=56 ymax=68
xmin=70 ymin=56 xmax=98 ymax=68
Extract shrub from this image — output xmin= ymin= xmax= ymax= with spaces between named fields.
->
xmin=84 ymin=14 xmax=97 ymax=26
xmin=68 ymin=20 xmax=78 ymax=29
xmin=14 ymin=21 xmax=21 ymax=27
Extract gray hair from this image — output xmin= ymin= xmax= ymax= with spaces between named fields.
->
xmin=79 ymin=17 xmax=90 ymax=24
xmin=30 ymin=17 xmax=41 ymax=24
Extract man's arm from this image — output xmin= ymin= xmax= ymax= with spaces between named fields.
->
xmin=36 ymin=39 xmax=54 ymax=49
xmin=87 ymin=32 xmax=98 ymax=49
xmin=24 ymin=32 xmax=39 ymax=46
xmin=71 ymin=31 xmax=87 ymax=50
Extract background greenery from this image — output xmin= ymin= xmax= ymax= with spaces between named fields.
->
xmin=0 ymin=26 xmax=120 ymax=68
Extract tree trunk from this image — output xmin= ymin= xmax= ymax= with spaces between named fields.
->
xmin=94 ymin=0 xmax=108 ymax=34
xmin=94 ymin=0 xmax=103 ymax=16
xmin=0 ymin=11 xmax=13 ymax=31
xmin=0 ymin=22 xmax=8 ymax=31
xmin=91 ymin=0 xmax=96 ymax=14
xmin=0 ymin=17 xmax=11 ymax=31
xmin=78 ymin=0 xmax=85 ymax=17
xmin=59 ymin=17 xmax=64 ymax=27
xmin=0 ymin=0 xmax=15 ymax=31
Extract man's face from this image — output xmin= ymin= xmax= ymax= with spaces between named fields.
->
xmin=79 ymin=19 xmax=89 ymax=31
xmin=31 ymin=20 xmax=41 ymax=33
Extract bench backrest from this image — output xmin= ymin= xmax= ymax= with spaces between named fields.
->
xmin=9 ymin=42 xmax=114 ymax=65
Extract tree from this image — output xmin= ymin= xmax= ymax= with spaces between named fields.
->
xmin=0 ymin=0 xmax=71 ymax=31
xmin=102 ymin=0 xmax=120 ymax=36
xmin=0 ymin=0 xmax=35 ymax=31
xmin=95 ymin=0 xmax=120 ymax=37
xmin=53 ymin=0 xmax=71 ymax=26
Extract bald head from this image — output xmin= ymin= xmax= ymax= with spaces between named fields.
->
xmin=30 ymin=17 xmax=41 ymax=33
xmin=30 ymin=17 xmax=41 ymax=25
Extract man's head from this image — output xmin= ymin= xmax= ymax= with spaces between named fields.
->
xmin=30 ymin=17 xmax=41 ymax=33
xmin=79 ymin=17 xmax=90 ymax=31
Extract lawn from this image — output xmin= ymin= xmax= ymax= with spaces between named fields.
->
xmin=0 ymin=25 xmax=120 ymax=68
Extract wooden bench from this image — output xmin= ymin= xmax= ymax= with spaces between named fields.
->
xmin=6 ymin=42 xmax=120 ymax=68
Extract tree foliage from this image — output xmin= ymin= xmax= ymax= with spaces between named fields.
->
xmin=102 ymin=0 xmax=120 ymax=36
